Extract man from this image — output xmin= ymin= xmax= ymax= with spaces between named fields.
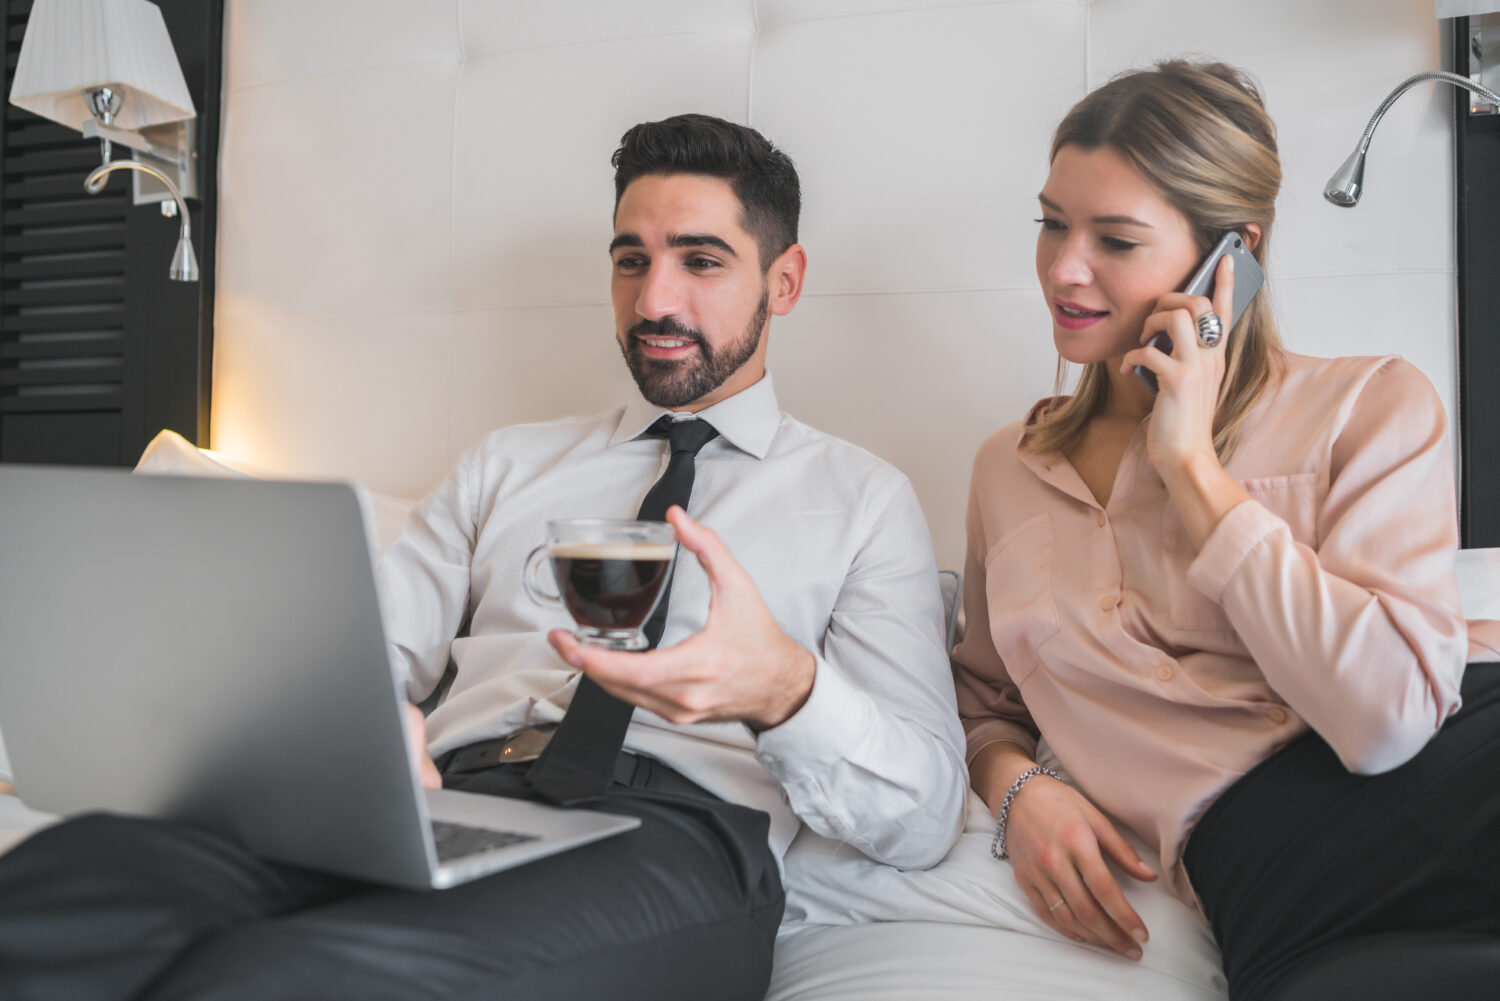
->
xmin=0 ymin=114 xmax=965 ymax=1000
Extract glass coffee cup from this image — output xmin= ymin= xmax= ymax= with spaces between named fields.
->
xmin=523 ymin=519 xmax=677 ymax=650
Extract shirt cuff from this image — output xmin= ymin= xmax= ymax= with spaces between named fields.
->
xmin=1186 ymin=498 xmax=1284 ymax=604
xmin=754 ymin=654 xmax=873 ymax=778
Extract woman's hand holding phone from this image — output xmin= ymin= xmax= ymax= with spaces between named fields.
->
xmin=1123 ymin=252 xmax=1235 ymax=476
xmin=1123 ymin=254 xmax=1254 ymax=550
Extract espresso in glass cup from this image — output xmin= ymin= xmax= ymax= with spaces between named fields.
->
xmin=524 ymin=519 xmax=677 ymax=650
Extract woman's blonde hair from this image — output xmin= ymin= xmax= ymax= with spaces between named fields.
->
xmin=1025 ymin=60 xmax=1285 ymax=461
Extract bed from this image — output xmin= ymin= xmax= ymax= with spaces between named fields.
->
xmin=3 ymin=1 xmax=1493 ymax=995
xmin=2 ymin=432 xmax=1497 ymax=999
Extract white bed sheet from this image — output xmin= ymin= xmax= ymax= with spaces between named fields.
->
xmin=770 ymin=920 xmax=1221 ymax=1001
xmin=770 ymin=749 xmax=1227 ymax=1001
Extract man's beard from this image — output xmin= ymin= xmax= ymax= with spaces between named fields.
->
xmin=619 ymin=288 xmax=769 ymax=409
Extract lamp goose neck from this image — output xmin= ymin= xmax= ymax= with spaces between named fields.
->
xmin=1355 ymin=71 xmax=1500 ymax=156
xmin=1325 ymin=71 xmax=1500 ymax=207
xmin=84 ymin=159 xmax=198 ymax=282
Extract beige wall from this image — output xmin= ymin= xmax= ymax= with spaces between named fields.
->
xmin=211 ymin=0 xmax=1456 ymax=573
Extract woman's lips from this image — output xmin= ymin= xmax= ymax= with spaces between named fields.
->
xmin=1052 ymin=300 xmax=1108 ymax=330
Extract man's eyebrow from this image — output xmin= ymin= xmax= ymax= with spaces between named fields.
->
xmin=607 ymin=233 xmax=740 ymax=257
xmin=1037 ymin=193 xmax=1153 ymax=228
xmin=668 ymin=233 xmax=738 ymax=257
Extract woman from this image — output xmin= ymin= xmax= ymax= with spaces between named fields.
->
xmin=952 ymin=60 xmax=1500 ymax=1000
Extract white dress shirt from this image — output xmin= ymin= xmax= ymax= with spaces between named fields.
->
xmin=380 ymin=373 xmax=968 ymax=870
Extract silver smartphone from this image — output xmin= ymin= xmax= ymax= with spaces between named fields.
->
xmin=1135 ymin=230 xmax=1265 ymax=395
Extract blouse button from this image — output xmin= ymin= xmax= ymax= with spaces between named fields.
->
xmin=1267 ymin=706 xmax=1288 ymax=724
xmin=1100 ymin=594 xmax=1118 ymax=611
xmin=1155 ymin=665 xmax=1174 ymax=682
xmin=1096 ymin=512 xmax=1107 ymax=527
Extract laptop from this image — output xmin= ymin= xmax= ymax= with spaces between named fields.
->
xmin=0 ymin=465 xmax=638 ymax=890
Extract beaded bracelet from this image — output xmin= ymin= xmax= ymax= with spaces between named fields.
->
xmin=990 ymin=766 xmax=1061 ymax=860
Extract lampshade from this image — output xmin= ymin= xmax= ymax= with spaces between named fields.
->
xmin=8 ymin=0 xmax=194 ymax=133
xmin=1435 ymin=1 xmax=1500 ymax=16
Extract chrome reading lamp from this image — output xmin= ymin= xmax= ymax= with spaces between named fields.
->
xmin=7 ymin=0 xmax=199 ymax=280
xmin=1325 ymin=2 xmax=1500 ymax=207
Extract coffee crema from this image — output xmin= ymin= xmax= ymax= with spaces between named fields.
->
xmin=550 ymin=541 xmax=675 ymax=630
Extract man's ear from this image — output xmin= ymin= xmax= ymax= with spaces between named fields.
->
xmin=768 ymin=244 xmax=807 ymax=317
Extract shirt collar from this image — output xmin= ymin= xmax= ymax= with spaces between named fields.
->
xmin=608 ymin=372 xmax=781 ymax=459
xmin=1013 ymin=398 xmax=1058 ymax=479
xmin=1014 ymin=397 xmax=1101 ymax=509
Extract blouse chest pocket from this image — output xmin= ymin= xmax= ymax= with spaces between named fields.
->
xmin=1160 ymin=471 xmax=1320 ymax=634
xmin=983 ymin=513 xmax=1062 ymax=687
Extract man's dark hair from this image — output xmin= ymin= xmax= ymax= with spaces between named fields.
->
xmin=612 ymin=114 xmax=800 ymax=271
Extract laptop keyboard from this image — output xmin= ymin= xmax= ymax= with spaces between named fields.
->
xmin=429 ymin=820 xmax=539 ymax=863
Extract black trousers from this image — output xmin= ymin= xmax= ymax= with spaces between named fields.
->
xmin=1184 ymin=662 xmax=1500 ymax=1001
xmin=0 ymin=754 xmax=784 ymax=1001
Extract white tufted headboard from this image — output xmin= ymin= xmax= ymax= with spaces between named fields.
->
xmin=211 ymin=0 xmax=1457 ymax=573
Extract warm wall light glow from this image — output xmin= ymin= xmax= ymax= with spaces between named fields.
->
xmin=206 ymin=345 xmax=280 ymax=477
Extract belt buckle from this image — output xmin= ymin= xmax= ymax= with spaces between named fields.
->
xmin=494 ymin=723 xmax=556 ymax=764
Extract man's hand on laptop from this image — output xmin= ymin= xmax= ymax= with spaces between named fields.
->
xmin=403 ymin=703 xmax=443 ymax=789
xmin=548 ymin=506 xmax=816 ymax=732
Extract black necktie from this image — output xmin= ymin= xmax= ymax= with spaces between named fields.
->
xmin=525 ymin=416 xmax=720 ymax=804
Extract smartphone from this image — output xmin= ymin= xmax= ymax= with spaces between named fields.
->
xmin=1135 ymin=230 xmax=1265 ymax=395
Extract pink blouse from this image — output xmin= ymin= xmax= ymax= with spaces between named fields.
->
xmin=952 ymin=353 xmax=1500 ymax=905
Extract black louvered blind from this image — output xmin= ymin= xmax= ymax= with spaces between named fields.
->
xmin=1 ymin=0 xmax=137 ymax=464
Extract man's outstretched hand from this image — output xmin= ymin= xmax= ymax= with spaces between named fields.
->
xmin=548 ymin=506 xmax=816 ymax=731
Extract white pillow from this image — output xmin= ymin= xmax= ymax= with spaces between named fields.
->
xmin=132 ymin=430 xmax=418 ymax=551
xmin=363 ymin=491 xmax=420 ymax=555
xmin=133 ymin=429 xmax=254 ymax=480
xmin=1457 ymin=547 xmax=1500 ymax=622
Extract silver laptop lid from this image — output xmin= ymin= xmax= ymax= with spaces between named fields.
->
xmin=0 ymin=467 xmax=434 ymax=887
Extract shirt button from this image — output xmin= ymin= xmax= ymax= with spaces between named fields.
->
xmin=1100 ymin=594 xmax=1118 ymax=611
xmin=1267 ymin=706 xmax=1288 ymax=724
xmin=1155 ymin=665 xmax=1174 ymax=682
xmin=1096 ymin=512 xmax=1107 ymax=527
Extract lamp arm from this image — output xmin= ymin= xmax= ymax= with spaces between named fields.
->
xmin=81 ymin=119 xmax=187 ymax=169
xmin=85 ymin=159 xmax=191 ymax=237
xmin=1353 ymin=70 xmax=1500 ymax=157
xmin=85 ymin=159 xmax=199 ymax=282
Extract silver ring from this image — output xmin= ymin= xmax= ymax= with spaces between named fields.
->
xmin=1048 ymin=898 xmax=1067 ymax=912
xmin=1196 ymin=311 xmax=1224 ymax=347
